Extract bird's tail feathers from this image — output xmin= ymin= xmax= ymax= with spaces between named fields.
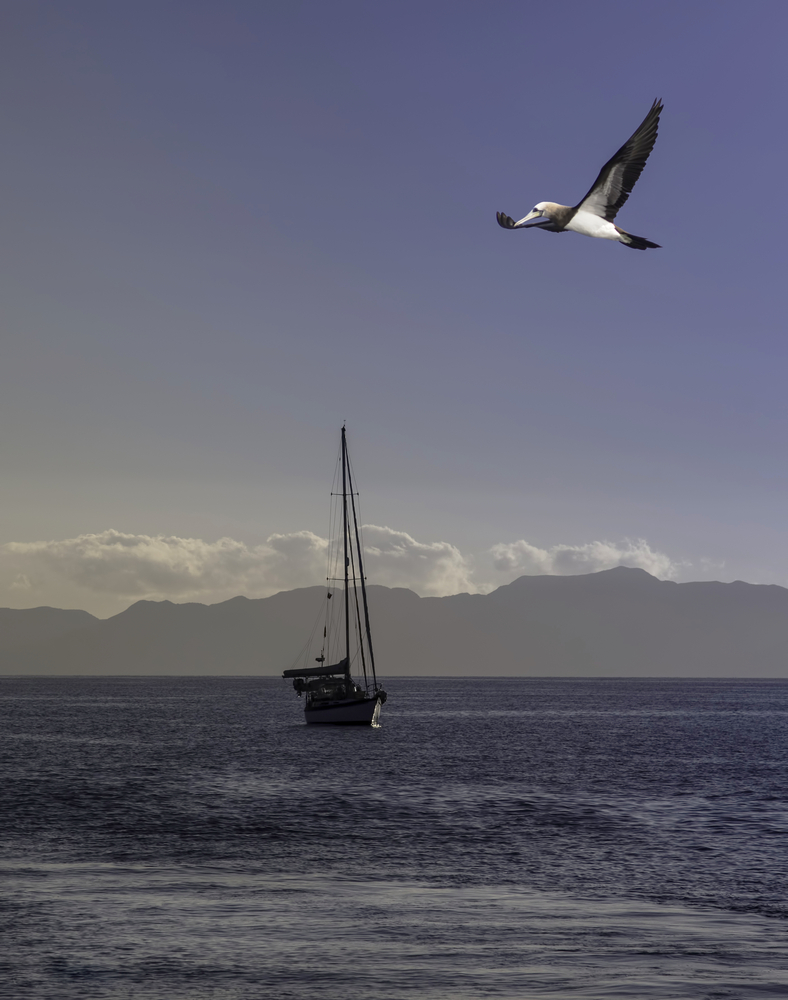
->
xmin=615 ymin=227 xmax=661 ymax=250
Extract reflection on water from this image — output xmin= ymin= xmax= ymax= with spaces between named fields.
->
xmin=4 ymin=866 xmax=787 ymax=999
xmin=1 ymin=676 xmax=787 ymax=998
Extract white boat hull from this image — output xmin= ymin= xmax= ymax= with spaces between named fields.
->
xmin=304 ymin=695 xmax=382 ymax=726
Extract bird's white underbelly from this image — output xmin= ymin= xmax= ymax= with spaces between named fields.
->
xmin=566 ymin=211 xmax=621 ymax=241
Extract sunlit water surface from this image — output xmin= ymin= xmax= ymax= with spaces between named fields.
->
xmin=2 ymin=677 xmax=787 ymax=999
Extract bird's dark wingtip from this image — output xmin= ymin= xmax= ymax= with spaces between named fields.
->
xmin=496 ymin=212 xmax=516 ymax=229
xmin=620 ymin=232 xmax=661 ymax=250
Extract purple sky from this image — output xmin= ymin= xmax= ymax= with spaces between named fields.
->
xmin=2 ymin=1 xmax=787 ymax=615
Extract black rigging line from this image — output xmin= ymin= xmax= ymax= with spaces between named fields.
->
xmin=347 ymin=445 xmax=378 ymax=690
xmin=347 ymin=523 xmax=368 ymax=688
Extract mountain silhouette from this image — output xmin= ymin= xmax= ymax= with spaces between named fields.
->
xmin=2 ymin=568 xmax=788 ymax=676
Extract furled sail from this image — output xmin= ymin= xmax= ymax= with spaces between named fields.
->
xmin=282 ymin=657 xmax=349 ymax=679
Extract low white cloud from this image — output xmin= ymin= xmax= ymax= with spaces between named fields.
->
xmin=1 ymin=525 xmax=475 ymax=606
xmin=490 ymin=537 xmax=679 ymax=580
xmin=361 ymin=525 xmax=475 ymax=596
xmin=4 ymin=529 xmax=328 ymax=603
xmin=2 ymin=527 xmax=685 ymax=615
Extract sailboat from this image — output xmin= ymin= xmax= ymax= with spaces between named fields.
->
xmin=283 ymin=426 xmax=387 ymax=725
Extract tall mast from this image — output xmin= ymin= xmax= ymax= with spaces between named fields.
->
xmin=341 ymin=425 xmax=350 ymax=675
xmin=348 ymin=457 xmax=377 ymax=690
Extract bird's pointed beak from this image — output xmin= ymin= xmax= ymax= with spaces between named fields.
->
xmin=518 ymin=209 xmax=543 ymax=224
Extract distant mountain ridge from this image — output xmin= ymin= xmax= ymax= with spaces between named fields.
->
xmin=0 ymin=606 xmax=98 ymax=651
xmin=2 ymin=567 xmax=788 ymax=676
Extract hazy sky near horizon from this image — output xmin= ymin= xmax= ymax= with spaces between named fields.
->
xmin=2 ymin=0 xmax=787 ymax=617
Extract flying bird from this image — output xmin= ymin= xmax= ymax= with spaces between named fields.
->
xmin=497 ymin=99 xmax=662 ymax=250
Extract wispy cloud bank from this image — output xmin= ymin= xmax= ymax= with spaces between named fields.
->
xmin=3 ymin=525 xmax=476 ymax=603
xmin=490 ymin=538 xmax=679 ymax=579
xmin=4 ymin=529 xmax=328 ymax=603
xmin=2 ymin=527 xmax=684 ymax=613
xmin=361 ymin=525 xmax=475 ymax=596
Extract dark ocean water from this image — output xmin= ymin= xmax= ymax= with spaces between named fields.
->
xmin=1 ymin=676 xmax=787 ymax=999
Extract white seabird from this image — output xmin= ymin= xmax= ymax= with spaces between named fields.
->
xmin=497 ymin=99 xmax=662 ymax=250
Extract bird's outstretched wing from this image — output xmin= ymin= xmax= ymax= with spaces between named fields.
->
xmin=496 ymin=212 xmax=563 ymax=233
xmin=575 ymin=99 xmax=662 ymax=221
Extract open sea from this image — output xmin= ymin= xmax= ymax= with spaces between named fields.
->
xmin=1 ymin=676 xmax=787 ymax=999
